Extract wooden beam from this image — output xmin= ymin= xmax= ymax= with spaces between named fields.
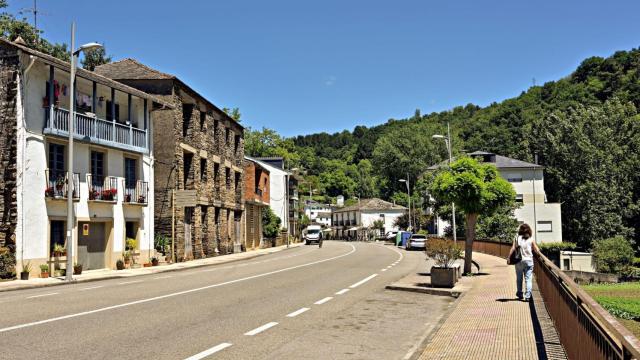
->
xmin=92 ymin=81 xmax=97 ymax=113
xmin=110 ymin=88 xmax=115 ymax=122
xmin=127 ymin=93 xmax=132 ymax=124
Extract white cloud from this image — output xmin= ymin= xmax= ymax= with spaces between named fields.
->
xmin=324 ymin=75 xmax=337 ymax=86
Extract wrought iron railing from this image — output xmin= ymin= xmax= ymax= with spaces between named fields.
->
xmin=86 ymin=174 xmax=118 ymax=202
xmin=44 ymin=170 xmax=79 ymax=199
xmin=123 ymin=180 xmax=148 ymax=205
xmin=44 ymin=107 xmax=147 ymax=153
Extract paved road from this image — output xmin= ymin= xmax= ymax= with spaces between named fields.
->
xmin=1 ymin=241 xmax=453 ymax=359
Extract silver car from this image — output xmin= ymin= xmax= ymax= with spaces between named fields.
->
xmin=406 ymin=234 xmax=427 ymax=250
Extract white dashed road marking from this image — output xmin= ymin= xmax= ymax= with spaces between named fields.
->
xmin=118 ymin=280 xmax=143 ymax=285
xmin=314 ymin=296 xmax=333 ymax=305
xmin=79 ymin=286 xmax=103 ymax=291
xmin=184 ymin=342 xmax=232 ymax=360
xmin=286 ymin=308 xmax=310 ymax=318
xmin=245 ymin=322 xmax=278 ymax=336
xmin=349 ymin=274 xmax=378 ymax=288
xmin=335 ymin=288 xmax=350 ymax=295
xmin=26 ymin=292 xmax=58 ymax=299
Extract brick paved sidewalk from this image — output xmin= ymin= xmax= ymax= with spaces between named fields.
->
xmin=419 ymin=252 xmax=566 ymax=360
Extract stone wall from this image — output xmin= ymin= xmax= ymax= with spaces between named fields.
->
xmin=0 ymin=45 xmax=18 ymax=257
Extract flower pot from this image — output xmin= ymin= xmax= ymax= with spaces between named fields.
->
xmin=143 ymin=263 xmax=151 ymax=268
xmin=151 ymin=259 xmax=159 ymax=266
xmin=20 ymin=271 xmax=29 ymax=280
xmin=73 ymin=265 xmax=83 ymax=275
xmin=430 ymin=266 xmax=457 ymax=288
xmin=40 ymin=272 xmax=49 ymax=278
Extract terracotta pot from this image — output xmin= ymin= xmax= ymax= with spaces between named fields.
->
xmin=40 ymin=272 xmax=49 ymax=278
xmin=143 ymin=263 xmax=151 ymax=268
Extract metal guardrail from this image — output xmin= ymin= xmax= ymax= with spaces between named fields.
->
xmin=87 ymin=174 xmax=118 ymax=202
xmin=469 ymin=239 xmax=640 ymax=360
xmin=123 ymin=179 xmax=148 ymax=205
xmin=44 ymin=170 xmax=79 ymax=199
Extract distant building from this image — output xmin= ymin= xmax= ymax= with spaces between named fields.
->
xmin=331 ymin=198 xmax=406 ymax=240
xmin=243 ymin=157 xmax=270 ymax=250
xmin=428 ymin=151 xmax=562 ymax=243
xmin=303 ymin=200 xmax=332 ymax=227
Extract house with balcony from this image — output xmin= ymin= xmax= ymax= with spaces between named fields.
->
xmin=331 ymin=198 xmax=406 ymax=240
xmin=304 ymin=200 xmax=332 ymax=227
xmin=427 ymin=151 xmax=563 ymax=243
xmin=95 ymin=58 xmax=245 ymax=260
xmin=0 ymin=39 xmax=168 ymax=276
xmin=243 ymin=157 xmax=270 ymax=250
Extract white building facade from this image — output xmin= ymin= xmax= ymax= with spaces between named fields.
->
xmin=332 ymin=198 xmax=406 ymax=240
xmin=303 ymin=200 xmax=332 ymax=227
xmin=430 ymin=151 xmax=562 ymax=244
xmin=7 ymin=40 xmax=166 ymax=275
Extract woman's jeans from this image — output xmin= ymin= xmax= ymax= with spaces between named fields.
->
xmin=515 ymin=260 xmax=534 ymax=299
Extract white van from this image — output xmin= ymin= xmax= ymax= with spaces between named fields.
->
xmin=304 ymin=225 xmax=323 ymax=245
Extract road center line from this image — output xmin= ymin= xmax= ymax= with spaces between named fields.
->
xmin=154 ymin=275 xmax=173 ymax=279
xmin=349 ymin=274 xmax=378 ymax=288
xmin=79 ymin=286 xmax=103 ymax=291
xmin=335 ymin=288 xmax=350 ymax=295
xmin=286 ymin=307 xmax=310 ymax=317
xmin=118 ymin=280 xmax=143 ymax=285
xmin=184 ymin=342 xmax=232 ymax=360
xmin=244 ymin=322 xmax=278 ymax=336
xmin=314 ymin=296 xmax=333 ymax=305
xmin=26 ymin=292 xmax=58 ymax=299
xmin=0 ymin=243 xmax=356 ymax=333
xmin=381 ymin=269 xmax=387 ymax=272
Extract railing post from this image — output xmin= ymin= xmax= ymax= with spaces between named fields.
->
xmin=129 ymin=122 xmax=133 ymax=145
xmin=112 ymin=121 xmax=116 ymax=142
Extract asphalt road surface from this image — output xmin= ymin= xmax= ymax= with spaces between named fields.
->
xmin=0 ymin=241 xmax=453 ymax=359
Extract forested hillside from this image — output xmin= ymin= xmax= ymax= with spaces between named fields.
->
xmin=247 ymin=48 xmax=640 ymax=249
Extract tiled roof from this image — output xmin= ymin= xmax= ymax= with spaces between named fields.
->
xmin=427 ymin=151 xmax=543 ymax=170
xmin=94 ymin=58 xmax=175 ymax=80
xmin=333 ymin=198 xmax=407 ymax=213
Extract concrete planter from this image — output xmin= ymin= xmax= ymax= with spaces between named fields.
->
xmin=431 ymin=266 xmax=457 ymax=288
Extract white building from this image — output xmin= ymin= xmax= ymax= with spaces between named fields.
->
xmin=429 ymin=151 xmax=562 ymax=244
xmin=5 ymin=39 xmax=168 ymax=275
xmin=303 ymin=200 xmax=332 ymax=227
xmin=332 ymin=198 xmax=406 ymax=240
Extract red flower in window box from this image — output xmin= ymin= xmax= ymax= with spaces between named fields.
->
xmin=45 ymin=187 xmax=54 ymax=197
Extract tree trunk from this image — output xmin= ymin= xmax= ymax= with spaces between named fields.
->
xmin=464 ymin=213 xmax=478 ymax=274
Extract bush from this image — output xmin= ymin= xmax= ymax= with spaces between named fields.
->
xmin=0 ymin=247 xmax=16 ymax=279
xmin=539 ymin=242 xmax=578 ymax=257
xmin=262 ymin=207 xmax=281 ymax=239
xmin=425 ymin=238 xmax=462 ymax=268
xmin=633 ymin=257 xmax=640 ymax=268
xmin=592 ymin=236 xmax=635 ymax=274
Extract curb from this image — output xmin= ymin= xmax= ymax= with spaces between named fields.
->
xmin=402 ymin=290 xmax=468 ymax=360
xmin=0 ymin=243 xmax=303 ymax=293
xmin=385 ymin=284 xmax=462 ymax=298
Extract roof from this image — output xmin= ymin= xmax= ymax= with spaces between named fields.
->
xmin=333 ymin=198 xmax=407 ymax=213
xmin=95 ymin=58 xmax=243 ymax=129
xmin=244 ymin=156 xmax=271 ymax=174
xmin=427 ymin=151 xmax=543 ymax=170
xmin=1 ymin=38 xmax=173 ymax=109
xmin=94 ymin=58 xmax=175 ymax=80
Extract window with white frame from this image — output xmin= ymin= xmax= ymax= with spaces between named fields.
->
xmin=507 ymin=173 xmax=523 ymax=182
xmin=515 ymin=194 xmax=524 ymax=203
xmin=537 ymin=221 xmax=552 ymax=232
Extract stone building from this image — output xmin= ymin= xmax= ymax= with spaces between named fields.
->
xmin=95 ymin=59 xmax=245 ymax=261
xmin=0 ymin=39 xmax=167 ymax=276
xmin=243 ymin=157 xmax=270 ymax=250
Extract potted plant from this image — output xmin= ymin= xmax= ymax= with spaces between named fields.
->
xmin=73 ymin=263 xmax=83 ymax=275
xmin=151 ymin=257 xmax=159 ymax=266
xmin=123 ymin=251 xmax=131 ymax=267
xmin=20 ymin=261 xmax=32 ymax=280
xmin=137 ymin=195 xmax=145 ymax=203
xmin=39 ymin=264 xmax=50 ymax=278
xmin=143 ymin=262 xmax=152 ymax=268
xmin=45 ymin=186 xmax=54 ymax=197
xmin=126 ymin=238 xmax=138 ymax=264
xmin=116 ymin=259 xmax=125 ymax=270
xmin=89 ymin=189 xmax=99 ymax=200
xmin=125 ymin=193 xmax=131 ymax=202
xmin=53 ymin=243 xmax=66 ymax=257
xmin=425 ymin=238 xmax=462 ymax=288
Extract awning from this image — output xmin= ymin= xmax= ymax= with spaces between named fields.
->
xmin=347 ymin=227 xmax=359 ymax=231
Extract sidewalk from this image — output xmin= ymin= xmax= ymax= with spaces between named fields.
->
xmin=0 ymin=243 xmax=303 ymax=293
xmin=417 ymin=252 xmax=567 ymax=360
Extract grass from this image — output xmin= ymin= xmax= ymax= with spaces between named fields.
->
xmin=583 ymin=282 xmax=640 ymax=339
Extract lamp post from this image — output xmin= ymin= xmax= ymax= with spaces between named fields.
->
xmin=398 ymin=177 xmax=412 ymax=232
xmin=66 ymin=22 xmax=103 ymax=281
xmin=432 ymin=122 xmax=457 ymax=244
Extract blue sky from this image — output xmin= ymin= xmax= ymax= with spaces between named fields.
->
xmin=9 ymin=0 xmax=640 ymax=136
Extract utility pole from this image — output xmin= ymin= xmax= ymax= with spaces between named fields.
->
xmin=65 ymin=22 xmax=76 ymax=281
xmin=447 ymin=123 xmax=457 ymax=244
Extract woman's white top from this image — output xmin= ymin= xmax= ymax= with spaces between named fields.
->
xmin=517 ymin=236 xmax=534 ymax=261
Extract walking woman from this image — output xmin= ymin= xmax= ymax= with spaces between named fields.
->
xmin=508 ymin=223 xmax=540 ymax=301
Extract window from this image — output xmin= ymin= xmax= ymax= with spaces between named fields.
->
xmin=213 ymin=120 xmax=219 ymax=138
xmin=507 ymin=173 xmax=523 ymax=183
xmin=183 ymin=152 xmax=194 ymax=188
xmin=50 ymin=220 xmax=65 ymax=255
xmin=234 ymin=134 xmax=240 ymax=153
xmin=91 ymin=151 xmax=105 ymax=185
xmin=537 ymin=221 xmax=552 ymax=233
xmin=235 ymin=172 xmax=240 ymax=191
xmin=225 ymin=167 xmax=231 ymax=189
xmin=200 ymin=158 xmax=207 ymax=181
xmin=563 ymin=259 xmax=570 ymax=270
xmin=106 ymin=101 xmax=120 ymax=122
xmin=182 ymin=104 xmax=193 ymax=137
xmin=200 ymin=110 xmax=206 ymax=131
xmin=214 ymin=163 xmax=220 ymax=183
xmin=48 ymin=143 xmax=65 ymax=178
xmin=515 ymin=194 xmax=523 ymax=203
xmin=124 ymin=158 xmax=137 ymax=188
xmin=225 ymin=128 xmax=230 ymax=145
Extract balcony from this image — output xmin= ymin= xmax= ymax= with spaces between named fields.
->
xmin=44 ymin=107 xmax=148 ymax=153
xmin=87 ymin=174 xmax=119 ymax=202
xmin=123 ymin=180 xmax=149 ymax=206
xmin=44 ymin=170 xmax=79 ymax=200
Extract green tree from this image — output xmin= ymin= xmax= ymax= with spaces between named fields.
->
xmin=476 ymin=204 xmax=520 ymax=243
xmin=81 ymin=47 xmax=112 ymax=71
xmin=262 ymin=207 xmax=281 ymax=239
xmin=430 ymin=157 xmax=515 ymax=273
xmin=222 ymin=107 xmax=242 ymax=122
xmin=591 ymin=236 xmax=635 ymax=274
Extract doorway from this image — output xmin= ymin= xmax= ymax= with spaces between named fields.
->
xmin=184 ymin=207 xmax=194 ymax=259
xmin=77 ymin=222 xmax=107 ymax=270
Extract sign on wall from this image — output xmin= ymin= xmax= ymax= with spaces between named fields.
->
xmin=82 ymin=223 xmax=89 ymax=236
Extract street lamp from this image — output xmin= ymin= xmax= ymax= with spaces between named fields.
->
xmin=432 ymin=122 xmax=457 ymax=244
xmin=398 ymin=177 xmax=412 ymax=232
xmin=66 ymin=22 xmax=103 ymax=281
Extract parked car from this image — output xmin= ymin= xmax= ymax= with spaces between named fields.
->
xmin=406 ymin=234 xmax=427 ymax=250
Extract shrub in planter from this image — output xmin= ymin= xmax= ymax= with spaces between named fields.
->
xmin=20 ymin=261 xmax=31 ymax=280
xmin=151 ymin=257 xmax=159 ymax=266
xmin=426 ymin=239 xmax=463 ymax=288
xmin=39 ymin=264 xmax=49 ymax=278
xmin=73 ymin=263 xmax=83 ymax=275
xmin=116 ymin=259 xmax=125 ymax=270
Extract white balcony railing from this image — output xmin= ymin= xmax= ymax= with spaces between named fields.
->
xmin=44 ymin=107 xmax=148 ymax=153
